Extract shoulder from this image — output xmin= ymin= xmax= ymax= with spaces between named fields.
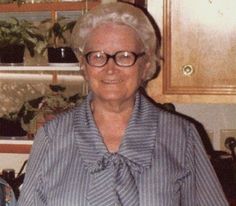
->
xmin=40 ymin=105 xmax=81 ymax=140
xmin=142 ymin=95 xmax=197 ymax=144
xmin=143 ymin=94 xmax=193 ymax=129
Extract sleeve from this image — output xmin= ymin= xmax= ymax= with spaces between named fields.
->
xmin=17 ymin=127 xmax=50 ymax=206
xmin=6 ymin=184 xmax=17 ymax=206
xmin=0 ymin=178 xmax=16 ymax=206
xmin=181 ymin=124 xmax=229 ymax=206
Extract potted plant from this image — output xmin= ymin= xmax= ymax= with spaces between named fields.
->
xmin=0 ymin=112 xmax=27 ymax=137
xmin=42 ymin=17 xmax=78 ymax=65
xmin=0 ymin=17 xmax=46 ymax=64
xmin=17 ymin=84 xmax=85 ymax=136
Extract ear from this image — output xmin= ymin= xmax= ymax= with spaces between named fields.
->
xmin=141 ymin=61 xmax=151 ymax=81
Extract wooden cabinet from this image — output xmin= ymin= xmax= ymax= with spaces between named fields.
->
xmin=163 ymin=0 xmax=236 ymax=95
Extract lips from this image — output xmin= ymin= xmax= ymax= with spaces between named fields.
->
xmin=102 ymin=79 xmax=123 ymax=84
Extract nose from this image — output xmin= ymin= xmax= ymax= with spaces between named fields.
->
xmin=105 ymin=58 xmax=118 ymax=74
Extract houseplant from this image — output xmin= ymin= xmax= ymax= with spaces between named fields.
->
xmin=0 ymin=113 xmax=27 ymax=137
xmin=17 ymin=84 xmax=85 ymax=136
xmin=42 ymin=17 xmax=78 ymax=64
xmin=0 ymin=17 xmax=46 ymax=64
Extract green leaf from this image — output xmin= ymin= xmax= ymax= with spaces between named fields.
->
xmin=22 ymin=110 xmax=36 ymax=124
xmin=68 ymin=93 xmax=81 ymax=103
xmin=28 ymin=96 xmax=44 ymax=108
xmin=0 ymin=17 xmax=46 ymax=56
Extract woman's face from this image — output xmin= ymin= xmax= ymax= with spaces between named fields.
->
xmin=82 ymin=23 xmax=150 ymax=104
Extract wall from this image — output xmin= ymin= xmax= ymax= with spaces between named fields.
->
xmin=175 ymin=104 xmax=236 ymax=150
xmin=0 ymin=153 xmax=28 ymax=174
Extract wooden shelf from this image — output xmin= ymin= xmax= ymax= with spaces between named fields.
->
xmin=0 ymin=1 xmax=100 ymax=12
xmin=0 ymin=65 xmax=80 ymax=71
xmin=0 ymin=140 xmax=32 ymax=154
xmin=0 ymin=66 xmax=84 ymax=82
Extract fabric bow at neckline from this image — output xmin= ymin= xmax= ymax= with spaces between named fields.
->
xmin=89 ymin=152 xmax=143 ymax=174
xmin=87 ymin=152 xmax=141 ymax=206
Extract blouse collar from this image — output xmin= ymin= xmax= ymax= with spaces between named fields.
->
xmin=73 ymin=90 xmax=160 ymax=170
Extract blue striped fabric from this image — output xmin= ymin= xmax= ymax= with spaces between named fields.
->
xmin=17 ymin=91 xmax=229 ymax=206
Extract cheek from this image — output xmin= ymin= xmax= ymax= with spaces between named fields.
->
xmin=126 ymin=69 xmax=144 ymax=88
xmin=83 ymin=68 xmax=100 ymax=88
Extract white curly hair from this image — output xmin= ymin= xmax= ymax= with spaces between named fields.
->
xmin=71 ymin=2 xmax=161 ymax=80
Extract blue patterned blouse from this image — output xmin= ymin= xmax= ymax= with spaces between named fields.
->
xmin=17 ymin=92 xmax=228 ymax=206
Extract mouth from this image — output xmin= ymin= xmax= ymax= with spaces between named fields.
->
xmin=102 ymin=79 xmax=123 ymax=84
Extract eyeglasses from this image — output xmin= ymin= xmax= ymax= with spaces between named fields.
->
xmin=84 ymin=51 xmax=145 ymax=67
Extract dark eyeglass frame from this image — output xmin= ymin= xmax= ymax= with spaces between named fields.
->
xmin=84 ymin=51 xmax=145 ymax=67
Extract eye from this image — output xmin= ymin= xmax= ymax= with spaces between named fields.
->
xmin=91 ymin=52 xmax=106 ymax=60
xmin=116 ymin=51 xmax=135 ymax=63
xmin=87 ymin=51 xmax=107 ymax=64
xmin=117 ymin=51 xmax=132 ymax=58
xmin=85 ymin=51 xmax=108 ymax=67
xmin=89 ymin=52 xmax=103 ymax=59
xmin=95 ymin=52 xmax=103 ymax=58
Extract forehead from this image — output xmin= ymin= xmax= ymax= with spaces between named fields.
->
xmin=84 ymin=23 xmax=142 ymax=52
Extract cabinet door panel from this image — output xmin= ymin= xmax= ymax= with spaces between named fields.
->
xmin=163 ymin=0 xmax=236 ymax=94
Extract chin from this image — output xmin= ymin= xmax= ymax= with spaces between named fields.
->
xmin=102 ymin=94 xmax=125 ymax=101
xmin=92 ymin=86 xmax=136 ymax=102
xmin=98 ymin=91 xmax=135 ymax=103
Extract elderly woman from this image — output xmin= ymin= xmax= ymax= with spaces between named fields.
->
xmin=17 ymin=2 xmax=228 ymax=206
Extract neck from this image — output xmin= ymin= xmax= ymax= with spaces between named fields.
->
xmin=91 ymin=97 xmax=135 ymax=115
xmin=90 ymin=98 xmax=135 ymax=153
